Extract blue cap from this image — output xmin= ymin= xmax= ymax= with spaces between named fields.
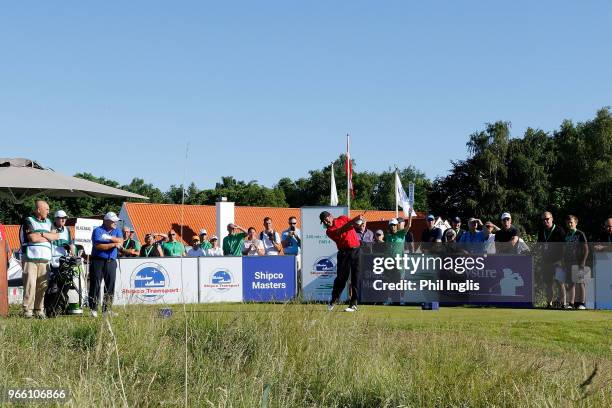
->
xmin=427 ymin=214 xmax=435 ymax=221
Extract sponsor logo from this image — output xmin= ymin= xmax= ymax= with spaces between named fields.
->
xmin=203 ymin=268 xmax=240 ymax=292
xmin=123 ymin=262 xmax=178 ymax=302
xmin=311 ymin=256 xmax=336 ymax=276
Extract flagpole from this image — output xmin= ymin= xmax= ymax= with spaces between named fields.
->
xmin=346 ymin=134 xmax=350 ymax=215
xmin=395 ymin=171 xmax=399 ymax=218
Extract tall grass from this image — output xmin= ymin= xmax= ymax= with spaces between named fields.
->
xmin=1 ymin=304 xmax=610 ymax=407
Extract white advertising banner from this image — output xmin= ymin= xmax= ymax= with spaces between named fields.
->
xmin=74 ymin=218 xmax=103 ymax=255
xmin=300 ymin=206 xmax=349 ymax=301
xmin=199 ymin=257 xmax=243 ymax=303
xmin=114 ymin=258 xmax=199 ymax=305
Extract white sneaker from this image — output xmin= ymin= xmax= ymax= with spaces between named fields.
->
xmin=563 ymin=304 xmax=573 ymax=310
xmin=327 ymin=304 xmax=334 ymax=311
xmin=577 ymin=304 xmax=586 ymax=310
xmin=23 ymin=311 xmax=33 ymax=319
xmin=90 ymin=310 xmax=98 ymax=318
xmin=344 ymin=305 xmax=357 ymax=312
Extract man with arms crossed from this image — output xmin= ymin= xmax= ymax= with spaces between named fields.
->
xmin=320 ymin=211 xmax=363 ymax=312
xmin=89 ymin=212 xmax=123 ymax=317
xmin=21 ymin=200 xmax=59 ymax=318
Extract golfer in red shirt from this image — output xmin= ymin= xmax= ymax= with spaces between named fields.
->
xmin=320 ymin=211 xmax=363 ymax=312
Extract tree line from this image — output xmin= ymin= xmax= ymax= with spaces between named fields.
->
xmin=1 ymin=108 xmax=609 ymax=239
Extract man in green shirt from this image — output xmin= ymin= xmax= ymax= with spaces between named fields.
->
xmin=385 ymin=218 xmax=409 ymax=256
xmin=161 ymin=229 xmax=186 ymax=257
xmin=222 ymin=223 xmax=247 ymax=256
xmin=198 ymin=228 xmax=212 ymax=251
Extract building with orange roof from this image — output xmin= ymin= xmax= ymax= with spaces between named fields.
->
xmin=118 ymin=202 xmax=424 ymax=246
xmin=1 ymin=203 xmax=425 ymax=251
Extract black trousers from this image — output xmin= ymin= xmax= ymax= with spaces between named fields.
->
xmin=331 ymin=247 xmax=360 ymax=306
xmin=88 ymin=258 xmax=117 ymax=311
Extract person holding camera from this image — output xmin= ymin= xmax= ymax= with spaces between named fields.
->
xmin=243 ymin=227 xmax=265 ymax=256
xmin=260 ymin=217 xmax=282 ymax=255
xmin=281 ymin=216 xmax=301 ymax=255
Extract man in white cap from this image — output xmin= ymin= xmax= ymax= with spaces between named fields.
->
xmin=50 ymin=210 xmax=74 ymax=271
xmin=198 ymin=229 xmax=212 ymax=252
xmin=495 ymin=212 xmax=520 ymax=254
xmin=385 ymin=218 xmax=409 ymax=256
xmin=206 ymin=235 xmax=224 ymax=256
xmin=89 ymin=211 xmax=123 ymax=317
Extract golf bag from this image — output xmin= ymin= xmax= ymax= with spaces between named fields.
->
xmin=44 ymin=255 xmax=82 ymax=317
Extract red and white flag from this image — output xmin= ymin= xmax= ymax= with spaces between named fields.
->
xmin=346 ymin=134 xmax=354 ymax=199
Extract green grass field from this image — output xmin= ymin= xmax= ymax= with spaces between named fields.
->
xmin=1 ymin=304 xmax=611 ymax=407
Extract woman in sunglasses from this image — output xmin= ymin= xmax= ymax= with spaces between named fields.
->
xmin=139 ymin=233 xmax=163 ymax=257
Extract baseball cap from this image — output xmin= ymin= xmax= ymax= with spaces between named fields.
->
xmin=355 ymin=219 xmax=363 ymax=226
xmin=501 ymin=212 xmax=511 ymax=220
xmin=210 ymin=235 xmax=218 ymax=241
xmin=427 ymin=214 xmax=435 ymax=221
xmin=452 ymin=216 xmax=461 ymax=223
xmin=199 ymin=229 xmax=207 ymax=235
xmin=319 ymin=211 xmax=331 ymax=223
xmin=103 ymin=212 xmax=121 ymax=222
xmin=192 ymin=236 xmax=200 ymax=242
xmin=388 ymin=218 xmax=398 ymax=225
xmin=54 ymin=210 xmax=68 ymax=218
xmin=375 ymin=229 xmax=384 ymax=236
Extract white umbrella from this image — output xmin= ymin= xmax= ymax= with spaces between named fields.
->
xmin=0 ymin=158 xmax=148 ymax=201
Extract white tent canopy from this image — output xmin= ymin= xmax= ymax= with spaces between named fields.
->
xmin=0 ymin=158 xmax=148 ymax=201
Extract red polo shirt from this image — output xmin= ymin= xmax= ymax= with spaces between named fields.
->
xmin=326 ymin=216 xmax=360 ymax=250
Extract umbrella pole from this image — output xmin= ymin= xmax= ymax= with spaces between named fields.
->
xmin=0 ymin=239 xmax=8 ymax=316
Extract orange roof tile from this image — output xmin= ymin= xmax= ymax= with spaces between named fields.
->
xmin=123 ymin=202 xmax=422 ymax=245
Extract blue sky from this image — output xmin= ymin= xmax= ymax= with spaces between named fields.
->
xmin=2 ymin=1 xmax=610 ymax=190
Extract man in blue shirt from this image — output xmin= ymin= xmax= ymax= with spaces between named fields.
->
xmin=459 ymin=218 xmax=486 ymax=253
xmin=89 ymin=212 xmax=123 ymax=317
xmin=281 ymin=216 xmax=302 ymax=290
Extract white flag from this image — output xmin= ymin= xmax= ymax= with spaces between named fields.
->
xmin=395 ymin=172 xmax=416 ymax=216
xmin=330 ymin=163 xmax=339 ymax=206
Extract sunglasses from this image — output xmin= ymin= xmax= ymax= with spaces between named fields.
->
xmin=542 ymin=217 xmax=551 ymax=221
xmin=289 ymin=222 xmax=297 ymax=225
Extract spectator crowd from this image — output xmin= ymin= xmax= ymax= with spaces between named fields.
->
xmin=14 ymin=199 xmax=610 ymax=318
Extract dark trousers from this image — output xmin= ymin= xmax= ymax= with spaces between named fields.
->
xmin=331 ymin=247 xmax=360 ymax=306
xmin=88 ymin=258 xmax=117 ymax=311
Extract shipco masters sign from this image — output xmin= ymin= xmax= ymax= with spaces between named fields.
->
xmin=243 ymin=256 xmax=296 ymax=302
